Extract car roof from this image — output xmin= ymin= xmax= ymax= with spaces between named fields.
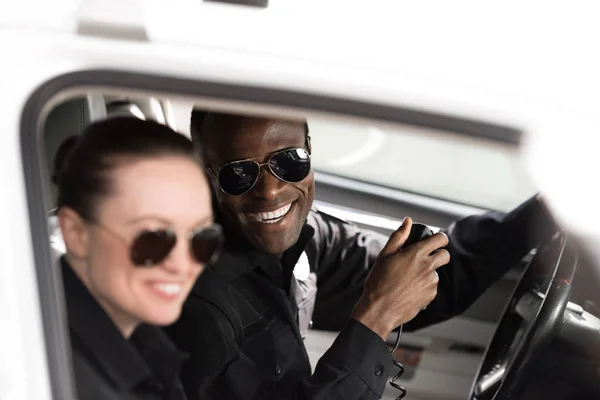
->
xmin=3 ymin=1 xmax=598 ymax=118
xmin=2 ymin=0 xmax=600 ymax=234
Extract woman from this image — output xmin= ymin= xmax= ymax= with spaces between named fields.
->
xmin=53 ymin=117 xmax=223 ymax=400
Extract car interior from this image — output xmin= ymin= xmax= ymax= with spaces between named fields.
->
xmin=35 ymin=88 xmax=600 ymax=400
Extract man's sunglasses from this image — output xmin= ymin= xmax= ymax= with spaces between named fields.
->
xmin=209 ymin=147 xmax=311 ymax=196
xmin=96 ymin=222 xmax=224 ymax=267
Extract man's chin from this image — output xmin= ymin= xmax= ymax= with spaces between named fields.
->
xmin=248 ymin=234 xmax=296 ymax=257
xmin=254 ymin=240 xmax=291 ymax=257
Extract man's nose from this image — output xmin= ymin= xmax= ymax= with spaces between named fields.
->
xmin=251 ymin=165 xmax=285 ymax=201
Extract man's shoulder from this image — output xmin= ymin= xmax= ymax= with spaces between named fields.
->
xmin=307 ymin=206 xmax=357 ymax=234
xmin=166 ymin=271 xmax=242 ymax=368
xmin=187 ymin=267 xmax=245 ymax=326
xmin=308 ymin=206 xmax=351 ymax=224
xmin=166 ymin=271 xmax=241 ymax=383
xmin=190 ymin=264 xmax=233 ymax=297
xmin=305 ymin=206 xmax=389 ymax=266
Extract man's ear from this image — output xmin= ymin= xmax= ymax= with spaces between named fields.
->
xmin=306 ymin=135 xmax=312 ymax=155
xmin=58 ymin=207 xmax=90 ymax=259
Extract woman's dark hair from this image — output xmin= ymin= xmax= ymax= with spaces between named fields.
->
xmin=53 ymin=117 xmax=197 ymax=222
xmin=51 ymin=136 xmax=79 ymax=185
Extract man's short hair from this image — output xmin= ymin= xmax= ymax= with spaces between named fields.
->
xmin=190 ymin=109 xmax=309 ymax=148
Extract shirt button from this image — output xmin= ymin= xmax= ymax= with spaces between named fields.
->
xmin=275 ymin=365 xmax=282 ymax=375
xmin=374 ymin=366 xmax=383 ymax=377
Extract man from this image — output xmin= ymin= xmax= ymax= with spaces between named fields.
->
xmin=165 ymin=111 xmax=556 ymax=400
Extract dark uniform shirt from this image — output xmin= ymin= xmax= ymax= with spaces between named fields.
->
xmin=62 ymin=258 xmax=188 ymax=400
xmin=165 ymin=196 xmax=555 ymax=400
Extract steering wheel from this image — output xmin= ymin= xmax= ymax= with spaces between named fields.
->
xmin=470 ymin=232 xmax=579 ymax=400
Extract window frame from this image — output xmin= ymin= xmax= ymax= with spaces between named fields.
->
xmin=21 ymin=69 xmax=522 ymax=399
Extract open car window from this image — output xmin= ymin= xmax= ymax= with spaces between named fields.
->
xmin=21 ymin=72 xmax=565 ymax=400
xmin=310 ymin=119 xmax=537 ymax=212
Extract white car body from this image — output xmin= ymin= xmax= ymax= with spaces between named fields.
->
xmin=1 ymin=1 xmax=598 ymax=399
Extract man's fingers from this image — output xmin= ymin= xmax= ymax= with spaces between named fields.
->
xmin=380 ymin=217 xmax=412 ymax=257
xmin=431 ymin=248 xmax=451 ymax=269
xmin=417 ymin=232 xmax=449 ymax=255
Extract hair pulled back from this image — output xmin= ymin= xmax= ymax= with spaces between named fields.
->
xmin=53 ymin=117 xmax=197 ymax=221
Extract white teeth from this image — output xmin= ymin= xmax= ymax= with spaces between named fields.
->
xmin=152 ymin=283 xmax=181 ymax=296
xmin=246 ymin=203 xmax=292 ymax=223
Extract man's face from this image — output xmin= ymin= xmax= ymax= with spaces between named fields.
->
xmin=202 ymin=117 xmax=314 ymax=256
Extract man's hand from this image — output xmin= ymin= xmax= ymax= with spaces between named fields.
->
xmin=351 ymin=217 xmax=450 ymax=340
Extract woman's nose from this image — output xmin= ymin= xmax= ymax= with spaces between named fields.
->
xmin=162 ymin=238 xmax=202 ymax=275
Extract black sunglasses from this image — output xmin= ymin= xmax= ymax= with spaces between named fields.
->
xmin=209 ymin=147 xmax=311 ymax=196
xmin=96 ymin=222 xmax=224 ymax=267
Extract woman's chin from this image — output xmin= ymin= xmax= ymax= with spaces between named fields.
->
xmin=141 ymin=307 xmax=182 ymax=327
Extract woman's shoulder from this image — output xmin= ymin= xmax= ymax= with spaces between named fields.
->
xmin=69 ymin=340 xmax=124 ymax=400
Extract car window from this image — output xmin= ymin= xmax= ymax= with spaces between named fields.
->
xmin=23 ymin=81 xmax=539 ymax=400
xmin=309 ymin=119 xmax=537 ymax=212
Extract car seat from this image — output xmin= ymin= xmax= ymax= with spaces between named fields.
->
xmin=43 ymin=97 xmax=94 ymax=263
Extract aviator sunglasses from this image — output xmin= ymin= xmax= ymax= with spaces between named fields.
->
xmin=208 ymin=147 xmax=311 ymax=196
xmin=95 ymin=222 xmax=224 ymax=267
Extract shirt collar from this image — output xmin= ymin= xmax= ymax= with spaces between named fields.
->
xmin=212 ymin=223 xmax=315 ymax=281
xmin=61 ymin=258 xmax=186 ymax=391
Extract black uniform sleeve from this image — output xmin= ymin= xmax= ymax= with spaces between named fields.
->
xmin=168 ymin=298 xmax=394 ymax=400
xmin=300 ymin=319 xmax=393 ymax=399
xmin=308 ymin=210 xmax=389 ymax=332
xmin=310 ymin=195 xmax=557 ymax=332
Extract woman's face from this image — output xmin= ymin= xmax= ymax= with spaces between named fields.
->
xmin=64 ymin=156 xmax=212 ymax=332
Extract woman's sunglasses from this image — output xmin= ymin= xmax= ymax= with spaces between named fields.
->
xmin=209 ymin=147 xmax=311 ymax=196
xmin=96 ymin=222 xmax=224 ymax=267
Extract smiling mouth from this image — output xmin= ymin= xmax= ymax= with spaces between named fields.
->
xmin=148 ymin=282 xmax=183 ymax=300
xmin=245 ymin=202 xmax=293 ymax=224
